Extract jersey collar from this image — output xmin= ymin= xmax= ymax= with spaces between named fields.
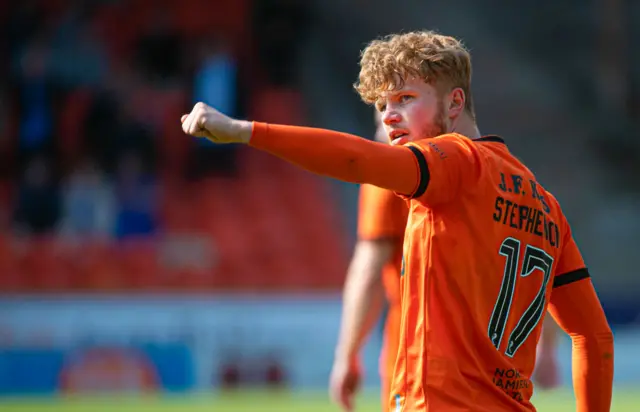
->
xmin=474 ymin=135 xmax=505 ymax=144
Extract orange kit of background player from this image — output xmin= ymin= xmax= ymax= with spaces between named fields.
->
xmin=328 ymin=120 xmax=408 ymax=410
xmin=182 ymin=31 xmax=614 ymax=412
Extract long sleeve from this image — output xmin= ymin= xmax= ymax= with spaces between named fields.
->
xmin=547 ymin=277 xmax=614 ymax=412
xmin=249 ymin=122 xmax=420 ymax=195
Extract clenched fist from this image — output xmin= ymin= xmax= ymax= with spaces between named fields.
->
xmin=181 ymin=102 xmax=252 ymax=144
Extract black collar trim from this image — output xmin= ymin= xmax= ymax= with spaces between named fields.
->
xmin=474 ymin=135 xmax=505 ymax=144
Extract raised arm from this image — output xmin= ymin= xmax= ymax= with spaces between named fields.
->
xmin=180 ymin=103 xmax=421 ymax=195
xmin=249 ymin=123 xmax=421 ymax=195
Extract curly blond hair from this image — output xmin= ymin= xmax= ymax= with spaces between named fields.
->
xmin=354 ymin=31 xmax=475 ymax=119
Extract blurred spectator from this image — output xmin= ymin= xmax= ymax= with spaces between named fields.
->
xmin=58 ymin=157 xmax=116 ymax=240
xmin=83 ymin=90 xmax=121 ymax=169
xmin=135 ymin=9 xmax=184 ymax=85
xmin=13 ymin=155 xmax=61 ymax=235
xmin=0 ymin=86 xmax=12 ymax=176
xmin=48 ymin=4 xmax=108 ymax=88
xmin=187 ymin=38 xmax=240 ymax=179
xmin=114 ymin=151 xmax=158 ymax=240
xmin=253 ymin=0 xmax=312 ymax=86
xmin=193 ymin=38 xmax=238 ymax=118
xmin=5 ymin=1 xmax=47 ymax=58
xmin=14 ymin=34 xmax=55 ymax=157
xmin=84 ymin=81 xmax=156 ymax=176
xmin=0 ymin=88 xmax=6 ymax=133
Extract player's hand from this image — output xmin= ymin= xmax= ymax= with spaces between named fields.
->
xmin=533 ymin=351 xmax=560 ymax=390
xmin=181 ymin=102 xmax=252 ymax=144
xmin=329 ymin=357 xmax=361 ymax=412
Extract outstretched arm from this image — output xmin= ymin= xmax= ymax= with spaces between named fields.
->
xmin=181 ymin=103 xmax=482 ymax=205
xmin=180 ymin=103 xmax=421 ymax=195
xmin=249 ymin=123 xmax=421 ymax=195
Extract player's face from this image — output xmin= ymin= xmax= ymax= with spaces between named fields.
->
xmin=376 ymin=77 xmax=447 ymax=143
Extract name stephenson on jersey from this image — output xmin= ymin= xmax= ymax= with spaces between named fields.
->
xmin=492 ymin=172 xmax=559 ymax=250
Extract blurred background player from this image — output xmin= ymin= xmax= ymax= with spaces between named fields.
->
xmin=329 ymin=111 xmax=408 ymax=412
xmin=533 ymin=317 xmax=561 ymax=389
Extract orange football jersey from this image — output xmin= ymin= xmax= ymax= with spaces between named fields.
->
xmin=390 ymin=134 xmax=588 ymax=412
xmin=249 ymin=122 xmax=613 ymax=412
xmin=357 ymin=183 xmax=408 ymax=306
xmin=357 ymin=183 xmax=408 ymax=411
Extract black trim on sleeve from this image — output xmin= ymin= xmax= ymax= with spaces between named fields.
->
xmin=553 ymin=268 xmax=590 ymax=289
xmin=407 ymin=146 xmax=430 ymax=198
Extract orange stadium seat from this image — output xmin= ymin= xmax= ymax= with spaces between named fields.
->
xmin=22 ymin=237 xmax=72 ymax=292
xmin=195 ymin=152 xmax=349 ymax=291
xmin=185 ymin=268 xmax=216 ymax=290
xmin=0 ymin=182 xmax=13 ymax=232
xmin=118 ymin=238 xmax=161 ymax=290
xmin=249 ymin=87 xmax=304 ymax=125
xmin=92 ymin=3 xmax=138 ymax=60
xmin=172 ymin=0 xmax=248 ymax=39
xmin=159 ymin=89 xmax=190 ymax=175
xmin=0 ymin=237 xmax=22 ymax=293
xmin=72 ymin=242 xmax=126 ymax=291
xmin=161 ymin=185 xmax=199 ymax=233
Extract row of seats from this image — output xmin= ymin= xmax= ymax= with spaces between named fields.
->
xmin=91 ymin=0 xmax=250 ymax=58
xmin=0 ymin=216 xmax=347 ymax=293
xmin=1 ymin=2 xmax=350 ymax=294
xmin=1 ymin=0 xmax=350 ymax=294
xmin=0 ymin=125 xmax=350 ymax=293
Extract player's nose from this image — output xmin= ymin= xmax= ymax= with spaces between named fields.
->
xmin=382 ymin=110 xmax=402 ymax=125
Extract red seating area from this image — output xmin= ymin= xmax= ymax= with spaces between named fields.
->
xmin=0 ymin=148 xmax=349 ymax=293
xmin=0 ymin=1 xmax=350 ymax=294
xmin=1 ymin=89 xmax=349 ymax=294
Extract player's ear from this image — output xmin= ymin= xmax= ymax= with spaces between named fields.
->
xmin=447 ymin=87 xmax=465 ymax=119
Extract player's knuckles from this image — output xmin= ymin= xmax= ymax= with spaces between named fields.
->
xmin=193 ymin=114 xmax=204 ymax=128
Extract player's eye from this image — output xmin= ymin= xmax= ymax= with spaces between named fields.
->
xmin=377 ymin=103 xmax=387 ymax=113
xmin=399 ymin=95 xmax=413 ymax=104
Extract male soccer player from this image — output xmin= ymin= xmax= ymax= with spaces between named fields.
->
xmin=329 ymin=113 xmax=562 ymax=412
xmin=329 ymin=112 xmax=408 ymax=412
xmin=181 ymin=30 xmax=614 ymax=412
